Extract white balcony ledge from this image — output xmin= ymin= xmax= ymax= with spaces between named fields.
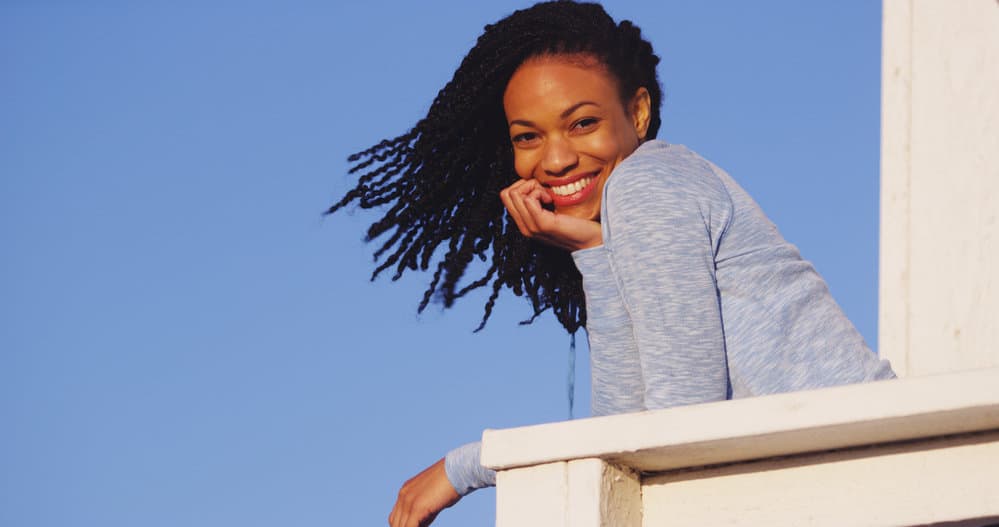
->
xmin=482 ymin=367 xmax=999 ymax=527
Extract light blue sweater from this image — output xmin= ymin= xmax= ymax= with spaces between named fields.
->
xmin=444 ymin=141 xmax=895 ymax=495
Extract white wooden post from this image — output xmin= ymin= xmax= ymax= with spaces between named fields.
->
xmin=880 ymin=0 xmax=999 ymax=376
xmin=495 ymin=458 xmax=640 ymax=527
xmin=565 ymin=459 xmax=640 ymax=527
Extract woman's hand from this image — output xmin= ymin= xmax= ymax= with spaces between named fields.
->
xmin=500 ymin=179 xmax=603 ymax=251
xmin=388 ymin=458 xmax=461 ymax=527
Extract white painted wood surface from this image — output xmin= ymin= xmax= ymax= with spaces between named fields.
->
xmin=566 ymin=460 xmax=640 ymax=527
xmin=495 ymin=462 xmax=566 ymax=527
xmin=489 ymin=369 xmax=999 ymax=527
xmin=880 ymin=0 xmax=999 ymax=376
xmin=482 ymin=368 xmax=999 ymax=474
xmin=642 ymin=431 xmax=999 ymax=527
xmin=494 ymin=459 xmax=641 ymax=527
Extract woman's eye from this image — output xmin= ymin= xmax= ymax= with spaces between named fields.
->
xmin=572 ymin=117 xmax=599 ymax=131
xmin=512 ymin=132 xmax=539 ymax=145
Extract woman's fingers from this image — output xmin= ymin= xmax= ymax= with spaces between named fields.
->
xmin=500 ymin=190 xmax=530 ymax=237
xmin=502 ymin=179 xmax=543 ymax=236
xmin=523 ymin=186 xmax=556 ymax=229
xmin=505 ymin=179 xmax=560 ymax=235
xmin=500 ymin=179 xmax=602 ymax=250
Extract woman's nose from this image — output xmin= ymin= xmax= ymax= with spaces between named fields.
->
xmin=541 ymin=137 xmax=579 ymax=176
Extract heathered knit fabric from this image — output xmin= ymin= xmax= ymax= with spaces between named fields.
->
xmin=444 ymin=141 xmax=895 ymax=495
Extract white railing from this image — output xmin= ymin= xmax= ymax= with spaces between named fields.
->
xmin=483 ymin=368 xmax=999 ymax=526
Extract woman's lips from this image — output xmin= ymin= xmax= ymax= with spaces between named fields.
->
xmin=547 ymin=173 xmax=599 ymax=208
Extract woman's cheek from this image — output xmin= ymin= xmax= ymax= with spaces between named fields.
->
xmin=514 ymin=153 xmax=536 ymax=180
xmin=585 ymin=134 xmax=617 ymax=160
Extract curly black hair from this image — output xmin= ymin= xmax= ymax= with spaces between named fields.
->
xmin=327 ymin=1 xmax=663 ymax=334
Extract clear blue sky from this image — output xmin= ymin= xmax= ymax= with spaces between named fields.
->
xmin=1 ymin=2 xmax=881 ymax=525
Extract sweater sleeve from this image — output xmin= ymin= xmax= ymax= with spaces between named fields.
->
xmin=596 ymin=146 xmax=732 ymax=409
xmin=443 ymin=441 xmax=495 ymax=496
xmin=571 ymin=245 xmax=645 ymax=415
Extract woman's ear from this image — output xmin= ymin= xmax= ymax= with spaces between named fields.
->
xmin=630 ymin=87 xmax=652 ymax=140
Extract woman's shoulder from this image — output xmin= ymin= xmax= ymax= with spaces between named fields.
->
xmin=600 ymin=141 xmax=736 ymax=245
xmin=605 ymin=140 xmax=733 ymax=209
xmin=615 ymin=139 xmax=711 ymax=171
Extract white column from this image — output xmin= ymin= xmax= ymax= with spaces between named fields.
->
xmin=880 ymin=0 xmax=999 ymax=376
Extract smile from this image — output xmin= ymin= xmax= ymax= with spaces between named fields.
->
xmin=546 ymin=172 xmax=601 ymax=209
xmin=550 ymin=176 xmax=594 ymax=196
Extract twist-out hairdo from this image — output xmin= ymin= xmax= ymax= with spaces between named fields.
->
xmin=328 ymin=1 xmax=663 ymax=334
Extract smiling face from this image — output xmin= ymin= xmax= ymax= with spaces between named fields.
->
xmin=503 ymin=54 xmax=651 ymax=221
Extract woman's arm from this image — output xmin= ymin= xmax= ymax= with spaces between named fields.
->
xmin=593 ymin=143 xmax=733 ymax=409
xmin=572 ymin=246 xmax=646 ymax=415
xmin=387 ymin=442 xmax=494 ymax=527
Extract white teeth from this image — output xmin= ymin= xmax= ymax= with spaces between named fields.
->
xmin=552 ymin=176 xmax=593 ymax=197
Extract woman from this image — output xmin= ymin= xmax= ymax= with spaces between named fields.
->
xmin=328 ymin=2 xmax=895 ymax=526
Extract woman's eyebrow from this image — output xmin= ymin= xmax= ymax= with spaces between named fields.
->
xmin=509 ymin=101 xmax=601 ymax=128
xmin=560 ymin=101 xmax=598 ymax=119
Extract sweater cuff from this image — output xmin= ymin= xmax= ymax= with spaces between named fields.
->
xmin=444 ymin=441 xmax=496 ymax=496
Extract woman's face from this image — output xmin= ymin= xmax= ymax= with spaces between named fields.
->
xmin=503 ymin=54 xmax=650 ymax=221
